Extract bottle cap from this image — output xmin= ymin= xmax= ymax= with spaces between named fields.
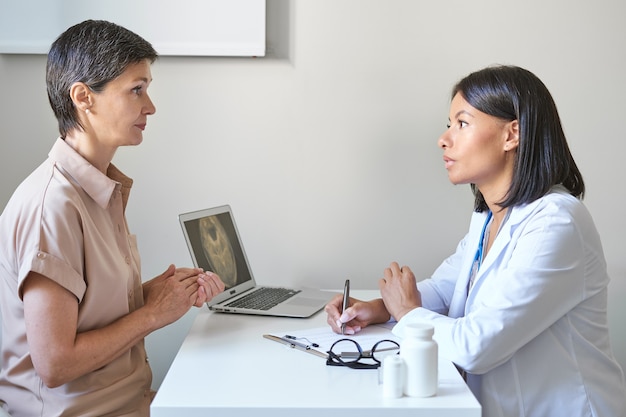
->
xmin=405 ymin=322 xmax=434 ymax=338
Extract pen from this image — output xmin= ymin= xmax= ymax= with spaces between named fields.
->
xmin=341 ymin=279 xmax=350 ymax=335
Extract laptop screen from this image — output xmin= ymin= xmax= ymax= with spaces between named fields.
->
xmin=181 ymin=208 xmax=253 ymax=290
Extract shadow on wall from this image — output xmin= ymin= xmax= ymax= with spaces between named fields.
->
xmin=266 ymin=0 xmax=292 ymax=61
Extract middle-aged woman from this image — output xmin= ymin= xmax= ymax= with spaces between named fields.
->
xmin=325 ymin=65 xmax=626 ymax=417
xmin=0 ymin=20 xmax=225 ymax=416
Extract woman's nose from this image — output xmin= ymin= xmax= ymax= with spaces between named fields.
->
xmin=438 ymin=130 xmax=449 ymax=149
xmin=144 ymin=95 xmax=156 ymax=115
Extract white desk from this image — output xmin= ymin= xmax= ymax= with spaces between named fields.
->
xmin=151 ymin=290 xmax=481 ymax=417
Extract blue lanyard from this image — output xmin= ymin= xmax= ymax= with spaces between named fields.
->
xmin=469 ymin=211 xmax=492 ymax=290
xmin=474 ymin=211 xmax=492 ymax=270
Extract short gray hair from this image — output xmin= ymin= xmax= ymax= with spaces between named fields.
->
xmin=46 ymin=20 xmax=158 ymax=137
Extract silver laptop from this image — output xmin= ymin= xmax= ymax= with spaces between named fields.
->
xmin=179 ymin=205 xmax=332 ymax=318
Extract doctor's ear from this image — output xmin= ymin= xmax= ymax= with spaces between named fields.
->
xmin=503 ymin=120 xmax=519 ymax=152
xmin=69 ymin=82 xmax=94 ymax=114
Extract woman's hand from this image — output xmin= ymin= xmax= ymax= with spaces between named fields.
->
xmin=379 ymin=262 xmax=422 ymax=321
xmin=142 ymin=265 xmax=202 ymax=326
xmin=144 ymin=265 xmax=225 ymax=309
xmin=324 ymin=294 xmax=390 ymax=335
xmin=194 ymin=270 xmax=225 ymax=307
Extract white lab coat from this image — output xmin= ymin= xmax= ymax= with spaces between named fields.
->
xmin=393 ymin=186 xmax=626 ymax=417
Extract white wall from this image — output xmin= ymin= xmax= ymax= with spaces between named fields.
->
xmin=1 ymin=0 xmax=624 ymax=390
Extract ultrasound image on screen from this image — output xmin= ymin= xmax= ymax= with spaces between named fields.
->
xmin=184 ymin=212 xmax=252 ymax=289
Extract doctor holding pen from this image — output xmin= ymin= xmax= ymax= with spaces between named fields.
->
xmin=0 ymin=20 xmax=225 ymax=416
xmin=325 ymin=65 xmax=626 ymax=417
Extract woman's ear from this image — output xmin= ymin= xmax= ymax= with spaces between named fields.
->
xmin=504 ymin=120 xmax=519 ymax=152
xmin=69 ymin=82 xmax=93 ymax=114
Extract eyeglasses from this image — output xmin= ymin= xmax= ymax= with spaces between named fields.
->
xmin=326 ymin=338 xmax=400 ymax=369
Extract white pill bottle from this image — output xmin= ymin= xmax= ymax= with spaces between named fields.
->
xmin=400 ymin=322 xmax=438 ymax=397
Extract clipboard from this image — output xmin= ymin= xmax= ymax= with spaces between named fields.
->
xmin=263 ymin=334 xmax=329 ymax=359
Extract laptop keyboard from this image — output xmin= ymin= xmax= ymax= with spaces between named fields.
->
xmin=225 ymin=287 xmax=301 ymax=311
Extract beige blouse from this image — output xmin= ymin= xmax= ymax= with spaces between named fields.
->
xmin=0 ymin=138 xmax=152 ymax=416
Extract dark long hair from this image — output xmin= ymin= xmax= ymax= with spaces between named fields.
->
xmin=46 ymin=20 xmax=158 ymax=138
xmin=452 ymin=65 xmax=585 ymax=212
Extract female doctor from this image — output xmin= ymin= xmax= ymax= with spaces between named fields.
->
xmin=325 ymin=65 xmax=626 ymax=417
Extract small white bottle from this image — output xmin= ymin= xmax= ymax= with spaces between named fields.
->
xmin=382 ymin=355 xmax=405 ymax=398
xmin=400 ymin=322 xmax=438 ymax=397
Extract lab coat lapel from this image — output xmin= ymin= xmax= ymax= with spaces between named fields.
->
xmin=465 ymin=207 xmax=525 ymax=313
xmin=448 ymin=212 xmax=487 ymax=318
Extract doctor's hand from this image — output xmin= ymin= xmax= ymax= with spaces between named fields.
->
xmin=379 ymin=262 xmax=422 ymax=322
xmin=325 ymin=295 xmax=391 ymax=335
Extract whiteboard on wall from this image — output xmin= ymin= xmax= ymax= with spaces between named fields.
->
xmin=0 ymin=0 xmax=266 ymax=56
